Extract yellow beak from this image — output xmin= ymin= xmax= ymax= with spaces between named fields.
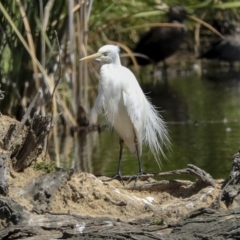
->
xmin=79 ymin=52 xmax=102 ymax=61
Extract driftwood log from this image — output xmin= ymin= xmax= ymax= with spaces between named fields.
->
xmin=1 ymin=91 xmax=53 ymax=172
xmin=10 ymin=115 xmax=52 ymax=172
xmin=2 ymin=114 xmax=53 ymax=172
xmin=0 ymin=198 xmax=166 ymax=240
xmin=0 ymin=197 xmax=240 ymax=239
xmin=0 ymin=152 xmax=8 ymax=196
xmin=26 ymin=170 xmax=73 ymax=214
xmin=123 ymin=164 xmax=216 ymax=190
xmin=169 ymin=207 xmax=240 ymax=239
xmin=221 ymin=151 xmax=240 ymax=208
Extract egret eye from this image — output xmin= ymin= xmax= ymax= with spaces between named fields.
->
xmin=103 ymin=52 xmax=108 ymax=56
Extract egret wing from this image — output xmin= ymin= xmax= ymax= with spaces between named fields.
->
xmin=122 ymin=68 xmax=170 ymax=166
xmin=122 ymin=72 xmax=145 ymax=155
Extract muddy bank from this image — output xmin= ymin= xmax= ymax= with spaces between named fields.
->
xmin=0 ymin=114 xmax=240 ymax=239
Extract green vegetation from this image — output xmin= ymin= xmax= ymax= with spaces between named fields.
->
xmin=0 ymin=0 xmax=240 ymax=124
xmin=150 ymin=217 xmax=167 ymax=225
xmin=34 ymin=160 xmax=56 ymax=172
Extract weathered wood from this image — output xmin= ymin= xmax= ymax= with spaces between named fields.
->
xmin=11 ymin=115 xmax=53 ymax=171
xmin=15 ymin=90 xmax=41 ymax=137
xmin=1 ymin=91 xmax=54 ymax=172
xmin=1 ymin=195 xmax=240 ymax=240
xmin=0 ymin=152 xmax=9 ymax=196
xmin=0 ymin=197 xmax=30 ymax=226
xmin=23 ymin=169 xmax=73 ymax=213
xmin=221 ymin=151 xmax=240 ymax=208
xmin=127 ymin=179 xmax=193 ymax=191
xmin=0 ymin=196 xmax=166 ymax=240
xmin=120 ymin=164 xmax=215 ymax=188
xmin=2 ymin=124 xmax=17 ymax=151
xmin=168 ymin=207 xmax=240 ymax=239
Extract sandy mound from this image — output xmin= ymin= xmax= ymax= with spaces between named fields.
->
xmin=50 ymin=172 xmax=222 ymax=222
xmin=7 ymin=166 xmax=223 ymax=223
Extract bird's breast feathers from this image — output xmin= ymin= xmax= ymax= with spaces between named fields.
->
xmin=100 ymin=64 xmax=141 ymax=90
xmin=98 ymin=63 xmax=145 ymax=122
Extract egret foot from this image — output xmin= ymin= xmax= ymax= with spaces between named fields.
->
xmin=103 ymin=173 xmax=125 ymax=185
xmin=127 ymin=171 xmax=144 ymax=188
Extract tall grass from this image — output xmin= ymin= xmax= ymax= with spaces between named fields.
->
xmin=0 ymin=0 xmax=91 ymax=127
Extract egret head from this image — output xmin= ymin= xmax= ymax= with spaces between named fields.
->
xmin=80 ymin=45 xmax=120 ymax=64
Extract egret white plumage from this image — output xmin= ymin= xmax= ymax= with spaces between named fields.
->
xmin=80 ymin=45 xmax=170 ymax=181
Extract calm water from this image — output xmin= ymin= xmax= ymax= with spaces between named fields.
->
xmin=53 ymin=67 xmax=240 ymax=179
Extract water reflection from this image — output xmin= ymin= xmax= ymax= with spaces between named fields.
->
xmin=50 ymin=131 xmax=99 ymax=173
xmin=50 ymin=68 xmax=240 ymax=179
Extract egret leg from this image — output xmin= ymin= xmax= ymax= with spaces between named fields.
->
xmin=117 ymin=138 xmax=124 ymax=177
xmin=127 ymin=138 xmax=143 ymax=187
xmin=103 ymin=139 xmax=124 ymax=185
xmin=136 ymin=140 xmax=143 ymax=174
xmin=153 ymin=64 xmax=158 ymax=85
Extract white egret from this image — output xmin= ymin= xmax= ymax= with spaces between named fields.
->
xmin=80 ymin=45 xmax=170 ymax=181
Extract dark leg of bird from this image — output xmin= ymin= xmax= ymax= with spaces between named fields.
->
xmin=162 ymin=60 xmax=168 ymax=81
xmin=153 ymin=64 xmax=158 ymax=85
xmin=117 ymin=138 xmax=124 ymax=177
xmin=136 ymin=142 xmax=143 ymax=174
xmin=127 ymin=138 xmax=143 ymax=186
xmin=104 ymin=139 xmax=124 ymax=184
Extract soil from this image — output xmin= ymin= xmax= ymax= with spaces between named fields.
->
xmin=8 ymin=166 xmax=224 ymax=223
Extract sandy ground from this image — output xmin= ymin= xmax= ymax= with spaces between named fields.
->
xmin=8 ymin=165 xmax=225 ymax=223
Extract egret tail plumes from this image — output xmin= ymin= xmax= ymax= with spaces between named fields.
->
xmin=143 ymin=98 xmax=170 ymax=168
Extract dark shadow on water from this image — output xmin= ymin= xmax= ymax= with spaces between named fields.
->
xmin=48 ymin=130 xmax=99 ymax=173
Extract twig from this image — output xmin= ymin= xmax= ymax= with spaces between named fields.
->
xmin=126 ymin=179 xmax=193 ymax=191
xmin=52 ymin=31 xmax=62 ymax=98
xmin=114 ymin=164 xmax=215 ymax=187
xmin=218 ymin=176 xmax=235 ymax=207
xmin=15 ymin=90 xmax=42 ymax=137
xmin=189 ymin=15 xmax=225 ymax=40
